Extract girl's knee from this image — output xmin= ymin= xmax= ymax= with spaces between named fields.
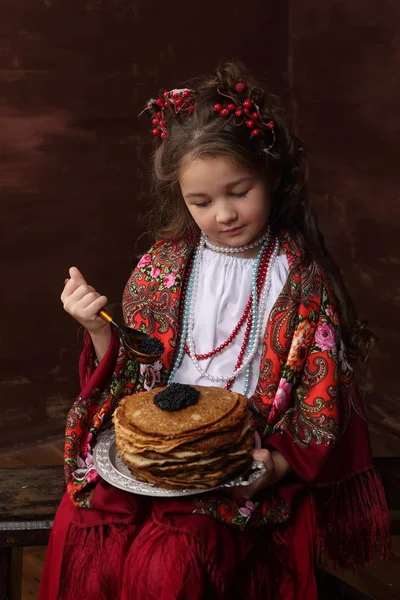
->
xmin=122 ymin=521 xmax=213 ymax=600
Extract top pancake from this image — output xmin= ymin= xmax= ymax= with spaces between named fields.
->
xmin=120 ymin=385 xmax=244 ymax=436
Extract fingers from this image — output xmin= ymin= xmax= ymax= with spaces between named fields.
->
xmin=63 ymin=286 xmax=108 ymax=317
xmin=65 ymin=284 xmax=97 ymax=305
xmin=78 ymin=294 xmax=109 ymax=319
xmin=61 ymin=267 xmax=91 ymax=302
xmin=225 ymin=451 xmax=278 ymax=506
xmin=69 ymin=266 xmax=87 ymax=285
xmin=228 ymin=476 xmax=265 ymax=504
xmin=252 ymin=449 xmax=274 ymax=470
xmin=60 ymin=266 xmax=109 ymax=331
xmin=61 ymin=267 xmax=89 ymax=302
xmin=227 ymin=450 xmax=275 ymax=503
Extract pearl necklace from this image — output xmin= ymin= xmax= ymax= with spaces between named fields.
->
xmin=204 ymin=231 xmax=269 ymax=254
xmin=185 ymin=234 xmax=265 ymax=387
xmin=168 ymin=230 xmax=280 ymax=395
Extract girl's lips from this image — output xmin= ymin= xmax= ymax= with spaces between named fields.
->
xmin=221 ymin=226 xmax=244 ymax=236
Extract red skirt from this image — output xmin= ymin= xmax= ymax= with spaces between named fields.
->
xmin=39 ymin=480 xmax=317 ymax=600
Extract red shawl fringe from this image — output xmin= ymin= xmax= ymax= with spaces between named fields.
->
xmin=314 ymin=466 xmax=391 ymax=569
xmin=57 ymin=515 xmax=289 ymax=600
xmin=59 ymin=521 xmax=138 ymax=600
xmin=123 ymin=519 xmax=288 ymax=599
xmin=123 ymin=518 xmax=225 ymax=599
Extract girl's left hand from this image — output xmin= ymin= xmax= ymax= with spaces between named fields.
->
xmin=227 ymin=449 xmax=279 ymax=503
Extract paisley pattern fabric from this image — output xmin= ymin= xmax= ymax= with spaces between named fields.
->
xmin=63 ymin=233 xmax=389 ymax=565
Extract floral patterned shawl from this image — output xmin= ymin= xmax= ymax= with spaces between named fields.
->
xmin=64 ymin=233 xmax=390 ymax=567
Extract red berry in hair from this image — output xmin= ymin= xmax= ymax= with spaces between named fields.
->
xmin=152 ymin=128 xmax=160 ymax=136
xmin=267 ymin=120 xmax=274 ymax=128
xmin=172 ymin=91 xmax=179 ymax=98
xmin=227 ymin=103 xmax=236 ymax=111
xmin=251 ymin=128 xmax=261 ymax=137
xmin=163 ymin=91 xmax=170 ymax=97
xmin=156 ymin=111 xmax=162 ymax=118
xmin=156 ymin=98 xmax=164 ymax=107
xmin=159 ymin=119 xmax=166 ymax=127
xmin=152 ymin=117 xmax=159 ymax=125
xmin=235 ymin=82 xmax=246 ymax=93
xmin=183 ymin=89 xmax=191 ymax=97
xmin=175 ymin=97 xmax=183 ymax=106
xmin=234 ymin=109 xmax=243 ymax=117
xmin=243 ymin=107 xmax=250 ymax=114
xmin=187 ymin=105 xmax=194 ymax=115
xmin=220 ymin=108 xmax=229 ymax=117
xmin=243 ymin=99 xmax=253 ymax=108
xmin=161 ymin=131 xmax=168 ymax=139
xmin=245 ymin=120 xmax=255 ymax=128
xmin=252 ymin=111 xmax=260 ymax=119
xmin=213 ymin=103 xmax=222 ymax=112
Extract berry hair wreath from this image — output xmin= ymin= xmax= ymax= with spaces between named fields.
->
xmin=140 ymin=80 xmax=275 ymax=153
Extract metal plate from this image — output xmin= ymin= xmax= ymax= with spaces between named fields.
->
xmin=93 ymin=427 xmax=266 ymax=497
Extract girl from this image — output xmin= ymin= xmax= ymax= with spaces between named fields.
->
xmin=40 ymin=61 xmax=389 ymax=600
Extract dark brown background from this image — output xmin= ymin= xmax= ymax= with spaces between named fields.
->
xmin=1 ymin=0 xmax=399 ymax=457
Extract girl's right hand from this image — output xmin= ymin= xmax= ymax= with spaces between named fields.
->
xmin=61 ymin=266 xmax=110 ymax=335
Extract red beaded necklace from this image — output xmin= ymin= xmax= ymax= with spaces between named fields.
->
xmin=181 ymin=239 xmax=276 ymax=388
xmin=225 ymin=241 xmax=275 ymax=389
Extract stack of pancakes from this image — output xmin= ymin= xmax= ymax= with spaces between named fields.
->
xmin=113 ymin=385 xmax=253 ymax=489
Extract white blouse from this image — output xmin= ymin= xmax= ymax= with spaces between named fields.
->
xmin=171 ymin=248 xmax=289 ymax=397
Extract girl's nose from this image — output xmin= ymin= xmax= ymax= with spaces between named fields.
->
xmin=216 ymin=203 xmax=238 ymax=224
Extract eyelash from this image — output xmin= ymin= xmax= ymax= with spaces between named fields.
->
xmin=193 ymin=190 xmax=249 ymax=207
xmin=231 ymin=190 xmax=249 ymax=198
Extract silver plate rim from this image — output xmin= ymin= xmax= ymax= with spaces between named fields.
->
xmin=93 ymin=427 xmax=265 ymax=497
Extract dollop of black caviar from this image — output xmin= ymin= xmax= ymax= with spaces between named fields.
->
xmin=154 ymin=383 xmax=200 ymax=412
xmin=137 ymin=337 xmax=164 ymax=355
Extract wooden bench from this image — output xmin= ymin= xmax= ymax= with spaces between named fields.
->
xmin=0 ymin=466 xmax=65 ymax=600
xmin=0 ymin=459 xmax=398 ymax=599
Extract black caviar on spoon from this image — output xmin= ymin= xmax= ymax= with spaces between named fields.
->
xmin=99 ymin=310 xmax=164 ymax=364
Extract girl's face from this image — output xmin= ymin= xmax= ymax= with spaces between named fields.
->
xmin=179 ymin=156 xmax=270 ymax=257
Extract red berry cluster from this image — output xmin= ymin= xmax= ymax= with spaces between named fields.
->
xmin=213 ymin=81 xmax=274 ymax=140
xmin=148 ymin=88 xmax=194 ymax=139
xmin=142 ymin=80 xmax=275 ymax=152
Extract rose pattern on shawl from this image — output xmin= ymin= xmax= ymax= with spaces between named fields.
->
xmin=131 ymin=240 xmax=191 ymax=297
xmin=193 ymin=494 xmax=290 ymax=531
xmin=65 ymin=344 xmax=145 ymax=507
xmin=150 ymin=266 xmax=161 ymax=278
xmin=140 ymin=360 xmax=163 ymax=391
xmin=286 ymin=320 xmax=317 ymax=372
xmin=163 ymin=273 xmax=176 ymax=288
xmin=138 ymin=253 xmax=152 ymax=268
xmin=236 ymin=500 xmax=260 ymax=527
xmin=266 ymin=278 xmax=346 ymax=450
xmin=315 ymin=323 xmax=337 ymax=353
xmin=72 ymin=451 xmax=99 ymax=484
xmin=326 ymin=304 xmax=339 ymax=326
xmin=339 ymin=340 xmax=352 ymax=373
xmin=238 ymin=500 xmax=259 ymax=518
xmin=268 ymin=378 xmax=292 ymax=424
xmin=80 ymin=432 xmax=93 ymax=459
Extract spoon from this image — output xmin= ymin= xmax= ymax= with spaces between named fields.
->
xmin=99 ymin=310 xmax=164 ymax=364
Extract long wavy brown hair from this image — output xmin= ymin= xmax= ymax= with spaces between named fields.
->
xmin=145 ymin=60 xmax=373 ymax=364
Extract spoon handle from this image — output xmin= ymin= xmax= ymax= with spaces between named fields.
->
xmin=99 ymin=310 xmax=125 ymax=335
xmin=98 ymin=310 xmax=163 ymax=364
